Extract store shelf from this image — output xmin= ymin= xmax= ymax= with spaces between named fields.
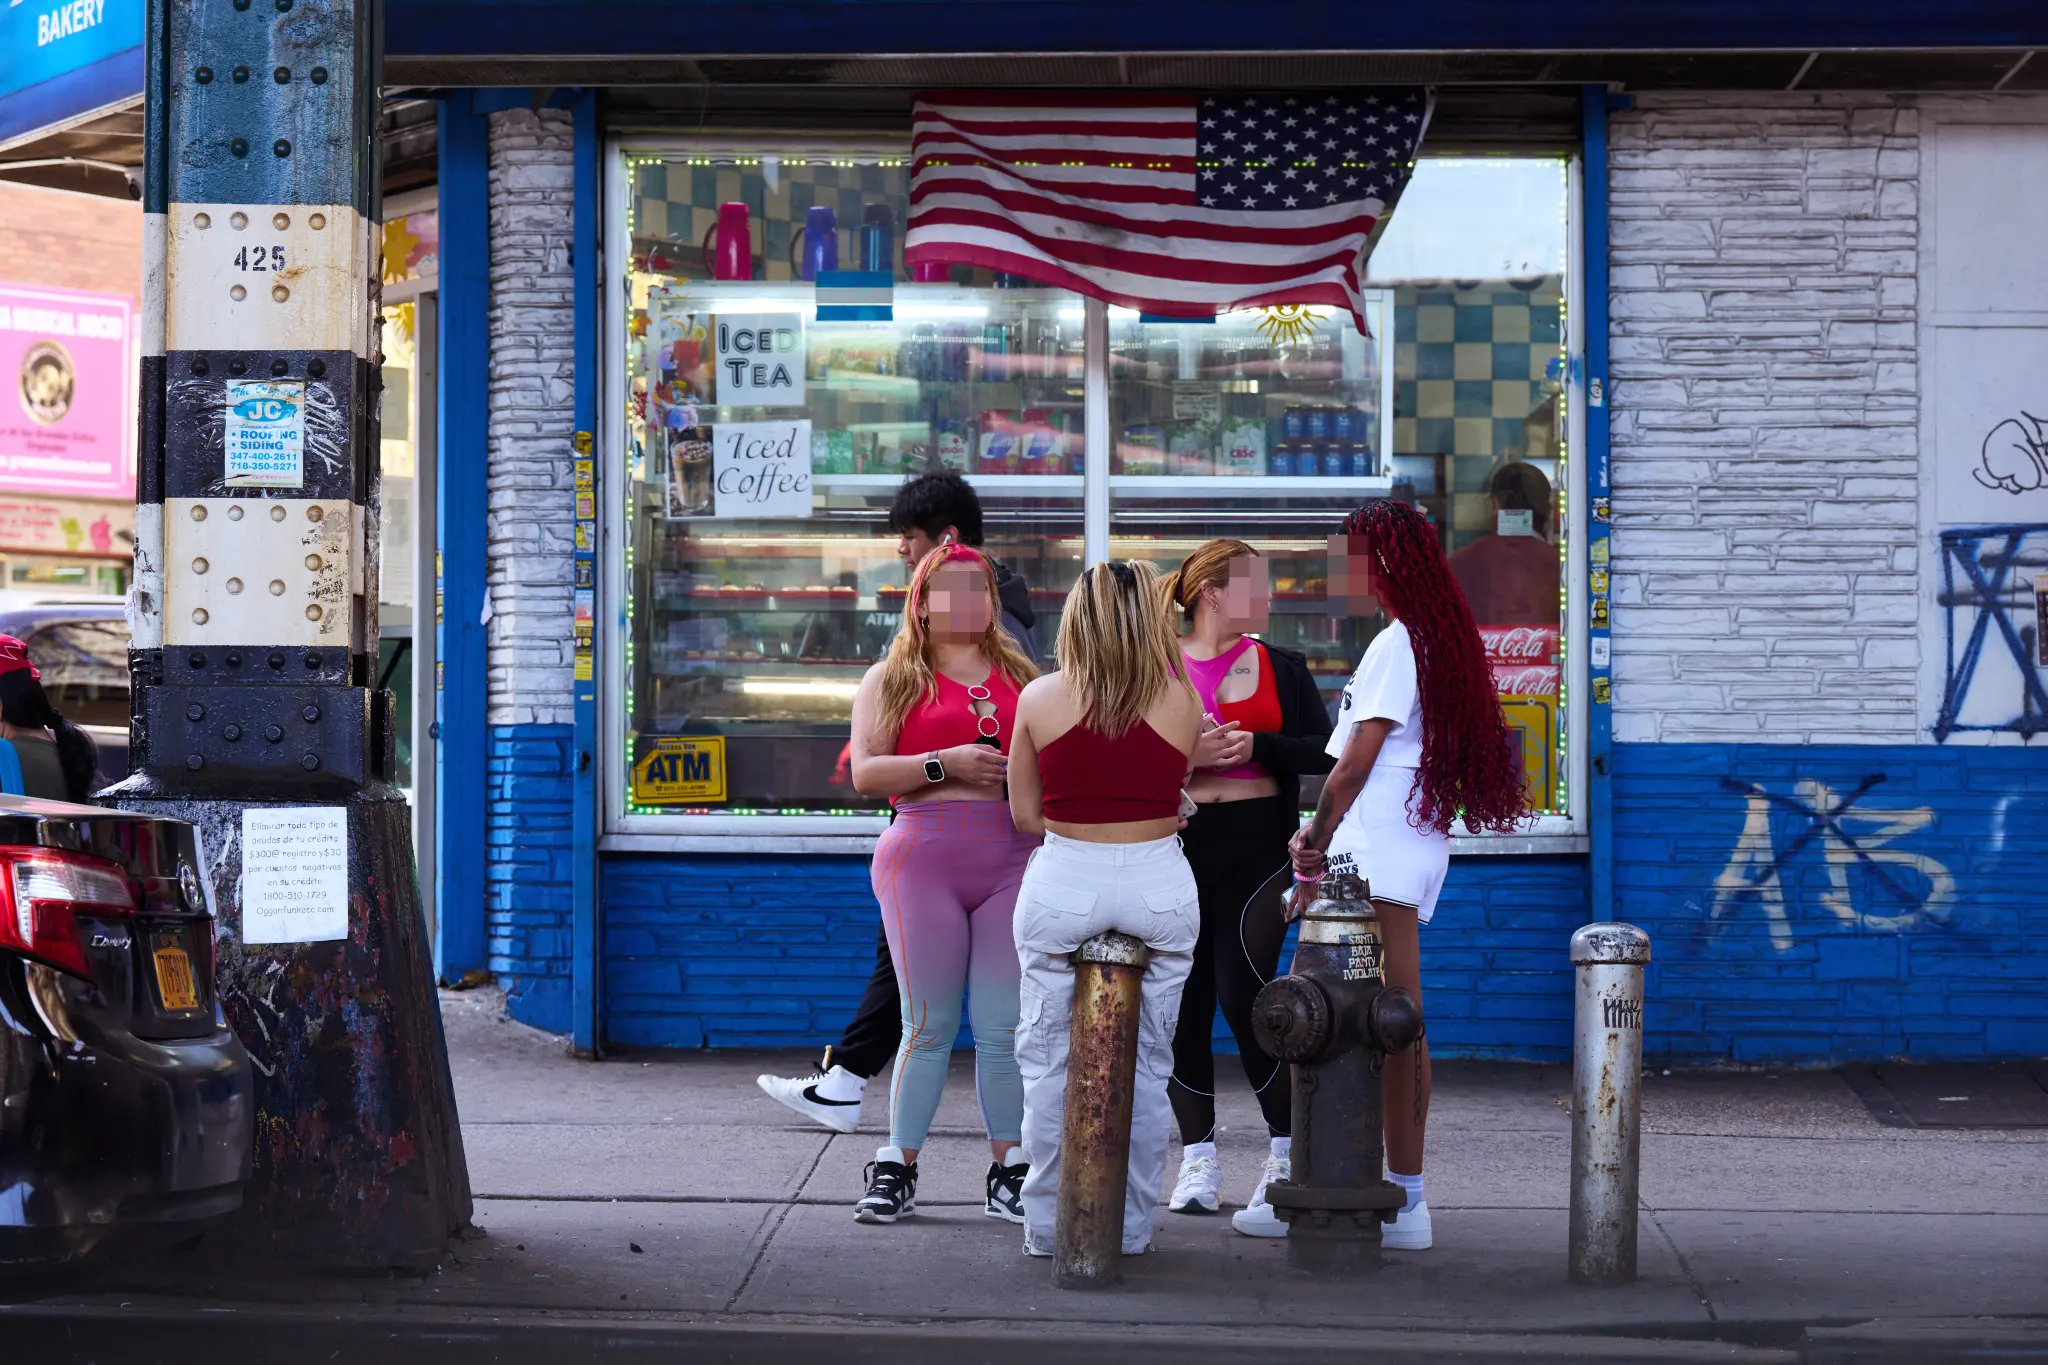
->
xmin=1110 ymin=475 xmax=1393 ymax=500
xmin=814 ymin=474 xmax=1083 ymax=494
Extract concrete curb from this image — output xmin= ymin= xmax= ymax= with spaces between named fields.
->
xmin=1803 ymin=1320 xmax=2048 ymax=1365
xmin=0 ymin=1304 xmax=1800 ymax=1364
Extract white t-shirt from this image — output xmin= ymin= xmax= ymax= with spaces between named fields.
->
xmin=1325 ymin=620 xmax=1424 ymax=770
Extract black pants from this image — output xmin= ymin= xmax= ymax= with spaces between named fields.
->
xmin=825 ymin=924 xmax=902 ymax=1080
xmin=1168 ymin=796 xmax=1295 ymax=1142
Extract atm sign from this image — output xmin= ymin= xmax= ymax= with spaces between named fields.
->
xmin=632 ymin=737 xmax=727 ymax=804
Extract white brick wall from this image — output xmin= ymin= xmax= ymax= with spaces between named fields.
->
xmin=486 ymin=109 xmax=577 ymax=727
xmin=1608 ymin=95 xmax=1921 ymax=746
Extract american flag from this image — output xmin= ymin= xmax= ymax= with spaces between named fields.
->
xmin=904 ymin=89 xmax=1431 ymax=333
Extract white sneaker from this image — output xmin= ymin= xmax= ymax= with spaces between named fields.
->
xmin=1168 ymin=1148 xmax=1221 ymax=1214
xmin=1229 ymin=1152 xmax=1291 ymax=1238
xmin=1382 ymin=1198 xmax=1432 ymax=1250
xmin=755 ymin=1065 xmax=865 ymax=1134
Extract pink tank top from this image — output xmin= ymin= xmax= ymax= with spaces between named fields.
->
xmin=1182 ymin=638 xmax=1276 ymax=781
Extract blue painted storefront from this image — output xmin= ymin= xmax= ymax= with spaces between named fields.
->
xmin=480 ymin=722 xmax=2044 ymax=1064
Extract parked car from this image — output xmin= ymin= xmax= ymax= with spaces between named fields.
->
xmin=0 ymin=595 xmax=131 ymax=785
xmin=0 ymin=794 xmax=253 ymax=1267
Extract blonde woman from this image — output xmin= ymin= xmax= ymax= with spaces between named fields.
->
xmin=1006 ymin=560 xmax=1205 ymax=1257
xmin=847 ymin=545 xmax=1039 ymax=1225
xmin=1158 ymin=540 xmax=1335 ymax=1233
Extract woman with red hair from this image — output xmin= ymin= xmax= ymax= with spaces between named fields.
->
xmin=1289 ymin=499 xmax=1526 ymax=1252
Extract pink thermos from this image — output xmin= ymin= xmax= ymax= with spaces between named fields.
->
xmin=707 ymin=202 xmax=752 ymax=281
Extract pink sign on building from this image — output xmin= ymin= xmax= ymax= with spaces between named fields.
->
xmin=0 ymin=282 xmax=135 ymax=499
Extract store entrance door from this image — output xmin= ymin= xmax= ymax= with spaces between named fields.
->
xmin=379 ymin=289 xmax=439 ymax=942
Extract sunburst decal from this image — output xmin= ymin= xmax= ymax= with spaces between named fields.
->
xmin=1251 ymin=304 xmax=1321 ymax=348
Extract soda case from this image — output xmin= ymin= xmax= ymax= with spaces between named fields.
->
xmin=1218 ymin=419 xmax=1264 ymax=475
xmin=978 ymin=410 xmax=1021 ymax=474
xmin=1118 ymin=425 xmax=1166 ymax=474
xmin=1167 ymin=421 xmax=1215 ymax=476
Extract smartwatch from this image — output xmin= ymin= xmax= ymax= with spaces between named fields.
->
xmin=922 ymin=753 xmax=946 ymax=785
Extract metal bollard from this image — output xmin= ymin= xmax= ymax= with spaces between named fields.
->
xmin=1251 ymin=895 xmax=1424 ymax=1275
xmin=1568 ymin=922 xmax=1652 ymax=1286
xmin=1054 ymin=930 xmax=1150 ymax=1290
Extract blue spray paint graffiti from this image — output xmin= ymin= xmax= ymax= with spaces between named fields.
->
xmin=1935 ymin=523 xmax=2048 ymax=740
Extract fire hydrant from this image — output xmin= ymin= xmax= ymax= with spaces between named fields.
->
xmin=1251 ymin=893 xmax=1424 ymax=1274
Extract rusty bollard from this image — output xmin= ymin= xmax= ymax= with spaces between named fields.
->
xmin=1568 ymin=922 xmax=1652 ymax=1285
xmin=1053 ymin=930 xmax=1150 ymax=1290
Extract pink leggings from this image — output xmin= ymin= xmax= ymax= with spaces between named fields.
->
xmin=871 ymin=799 xmax=1036 ymax=1151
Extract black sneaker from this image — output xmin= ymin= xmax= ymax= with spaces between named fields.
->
xmin=854 ymin=1153 xmax=918 ymax=1224
xmin=985 ymin=1157 xmax=1028 ymax=1224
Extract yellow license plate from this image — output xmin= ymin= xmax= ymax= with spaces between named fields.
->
xmin=153 ymin=945 xmax=199 ymax=1011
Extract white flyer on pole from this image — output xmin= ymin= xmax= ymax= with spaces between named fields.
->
xmin=222 ymin=380 xmax=307 ymax=488
xmin=240 ymin=807 xmax=350 ymax=944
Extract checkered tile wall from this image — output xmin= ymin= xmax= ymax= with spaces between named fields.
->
xmin=1392 ymin=277 xmax=1567 ymax=547
xmin=627 ymin=157 xmax=912 ymax=282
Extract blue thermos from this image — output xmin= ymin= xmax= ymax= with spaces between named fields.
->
xmin=860 ymin=203 xmax=894 ymax=275
xmin=797 ymin=205 xmax=838 ymax=281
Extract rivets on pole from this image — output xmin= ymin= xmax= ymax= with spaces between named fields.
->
xmin=230 ymin=285 xmax=246 ymax=301
xmin=302 ymin=705 xmax=321 ymax=723
xmin=272 ymin=285 xmax=290 ymax=303
xmin=189 ymin=357 xmax=209 ymax=376
xmin=186 ymin=704 xmax=206 ymax=722
xmin=272 ymin=212 xmax=290 ymax=230
xmin=310 ymin=67 xmax=328 ymax=85
xmin=229 ymin=211 xmax=248 ymax=229
xmin=301 ymin=754 xmax=321 ymax=771
xmin=271 ymin=358 xmax=289 ymax=376
xmin=232 ymin=65 xmax=249 ymax=84
xmin=228 ymin=358 xmax=246 ymax=376
xmin=264 ymin=725 xmax=284 ymax=743
xmin=274 ymin=139 xmax=291 ymax=158
xmin=230 ymin=138 xmax=248 ymax=158
xmin=274 ymin=66 xmax=290 ymax=84
xmin=307 ymin=359 xmax=326 ymax=377
xmin=195 ymin=67 xmax=214 ymax=84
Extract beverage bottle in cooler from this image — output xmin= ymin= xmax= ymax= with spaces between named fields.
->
xmin=980 ymin=322 xmax=1008 ymax=381
xmin=1295 ymin=442 xmax=1321 ymax=478
xmin=1305 ymin=407 xmax=1331 ymax=441
xmin=1282 ymin=407 xmax=1306 ymax=442
xmin=1268 ymin=441 xmax=1294 ymax=478
xmin=1332 ymin=407 xmax=1358 ymax=441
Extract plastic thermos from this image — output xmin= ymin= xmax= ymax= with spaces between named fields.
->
xmin=860 ymin=204 xmax=894 ymax=274
xmin=709 ymin=202 xmax=751 ymax=281
xmin=798 ymin=205 xmax=838 ymax=281
xmin=912 ymin=261 xmax=950 ymax=283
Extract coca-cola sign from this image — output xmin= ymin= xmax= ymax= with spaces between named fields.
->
xmin=1479 ymin=625 xmax=1560 ymax=665
xmin=1493 ymin=664 xmax=1559 ymax=697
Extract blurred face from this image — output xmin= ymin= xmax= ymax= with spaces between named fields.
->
xmin=921 ymin=560 xmax=993 ymax=642
xmin=1203 ymin=554 xmax=1271 ymax=634
xmin=1326 ymin=534 xmax=1384 ymax=618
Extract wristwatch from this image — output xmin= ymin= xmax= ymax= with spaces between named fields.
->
xmin=922 ymin=753 xmax=946 ymax=784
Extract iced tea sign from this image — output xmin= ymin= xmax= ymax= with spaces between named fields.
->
xmin=713 ymin=313 xmax=804 ymax=407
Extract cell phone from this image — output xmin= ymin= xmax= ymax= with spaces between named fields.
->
xmin=1178 ymin=789 xmax=1198 ymax=820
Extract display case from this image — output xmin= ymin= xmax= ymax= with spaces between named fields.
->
xmin=606 ymin=142 xmax=1579 ymax=834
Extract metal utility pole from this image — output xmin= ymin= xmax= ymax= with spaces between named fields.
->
xmin=112 ymin=0 xmax=470 ymax=1268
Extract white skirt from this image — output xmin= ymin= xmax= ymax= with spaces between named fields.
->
xmin=1324 ymin=764 xmax=1451 ymax=924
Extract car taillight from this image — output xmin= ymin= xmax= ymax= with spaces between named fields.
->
xmin=0 ymin=848 xmax=138 ymax=978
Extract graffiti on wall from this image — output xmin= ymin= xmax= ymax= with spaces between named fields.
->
xmin=1709 ymin=774 xmax=1956 ymax=952
xmin=1934 ymin=525 xmax=2048 ymax=740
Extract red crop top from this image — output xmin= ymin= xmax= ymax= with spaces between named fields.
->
xmin=1037 ymin=718 xmax=1187 ymax=824
xmin=1183 ymin=638 xmax=1282 ymax=780
xmin=894 ymin=668 xmax=1021 ymax=761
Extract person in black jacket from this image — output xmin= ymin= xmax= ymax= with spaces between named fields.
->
xmin=1156 ymin=539 xmax=1334 ymax=1236
xmin=757 ymin=471 xmax=1043 ymax=1134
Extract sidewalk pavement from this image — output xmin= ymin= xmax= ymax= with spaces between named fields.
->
xmin=9 ymin=988 xmax=2048 ymax=1363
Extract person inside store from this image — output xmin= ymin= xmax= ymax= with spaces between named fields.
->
xmin=761 ymin=471 xmax=1043 ymax=1132
xmin=840 ymin=542 xmax=1040 ymax=1226
xmin=0 ymin=635 xmax=100 ymax=803
xmin=1288 ymin=500 xmax=1526 ymax=1252
xmin=1006 ymin=560 xmax=1205 ymax=1258
xmin=1446 ymin=461 xmax=1561 ymax=626
xmin=1156 ymin=540 xmax=1336 ymax=1236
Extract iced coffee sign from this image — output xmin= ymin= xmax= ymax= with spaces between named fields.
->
xmin=713 ymin=314 xmax=804 ymax=407
xmin=667 ymin=419 xmax=813 ymax=519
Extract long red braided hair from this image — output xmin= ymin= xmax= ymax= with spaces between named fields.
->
xmin=1342 ymin=500 xmax=1526 ymax=835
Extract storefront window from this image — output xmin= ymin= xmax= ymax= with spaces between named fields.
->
xmin=611 ymin=147 xmax=1574 ymax=824
xmin=618 ymin=148 xmax=1086 ymax=815
xmin=1107 ymin=299 xmax=1394 ymax=802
